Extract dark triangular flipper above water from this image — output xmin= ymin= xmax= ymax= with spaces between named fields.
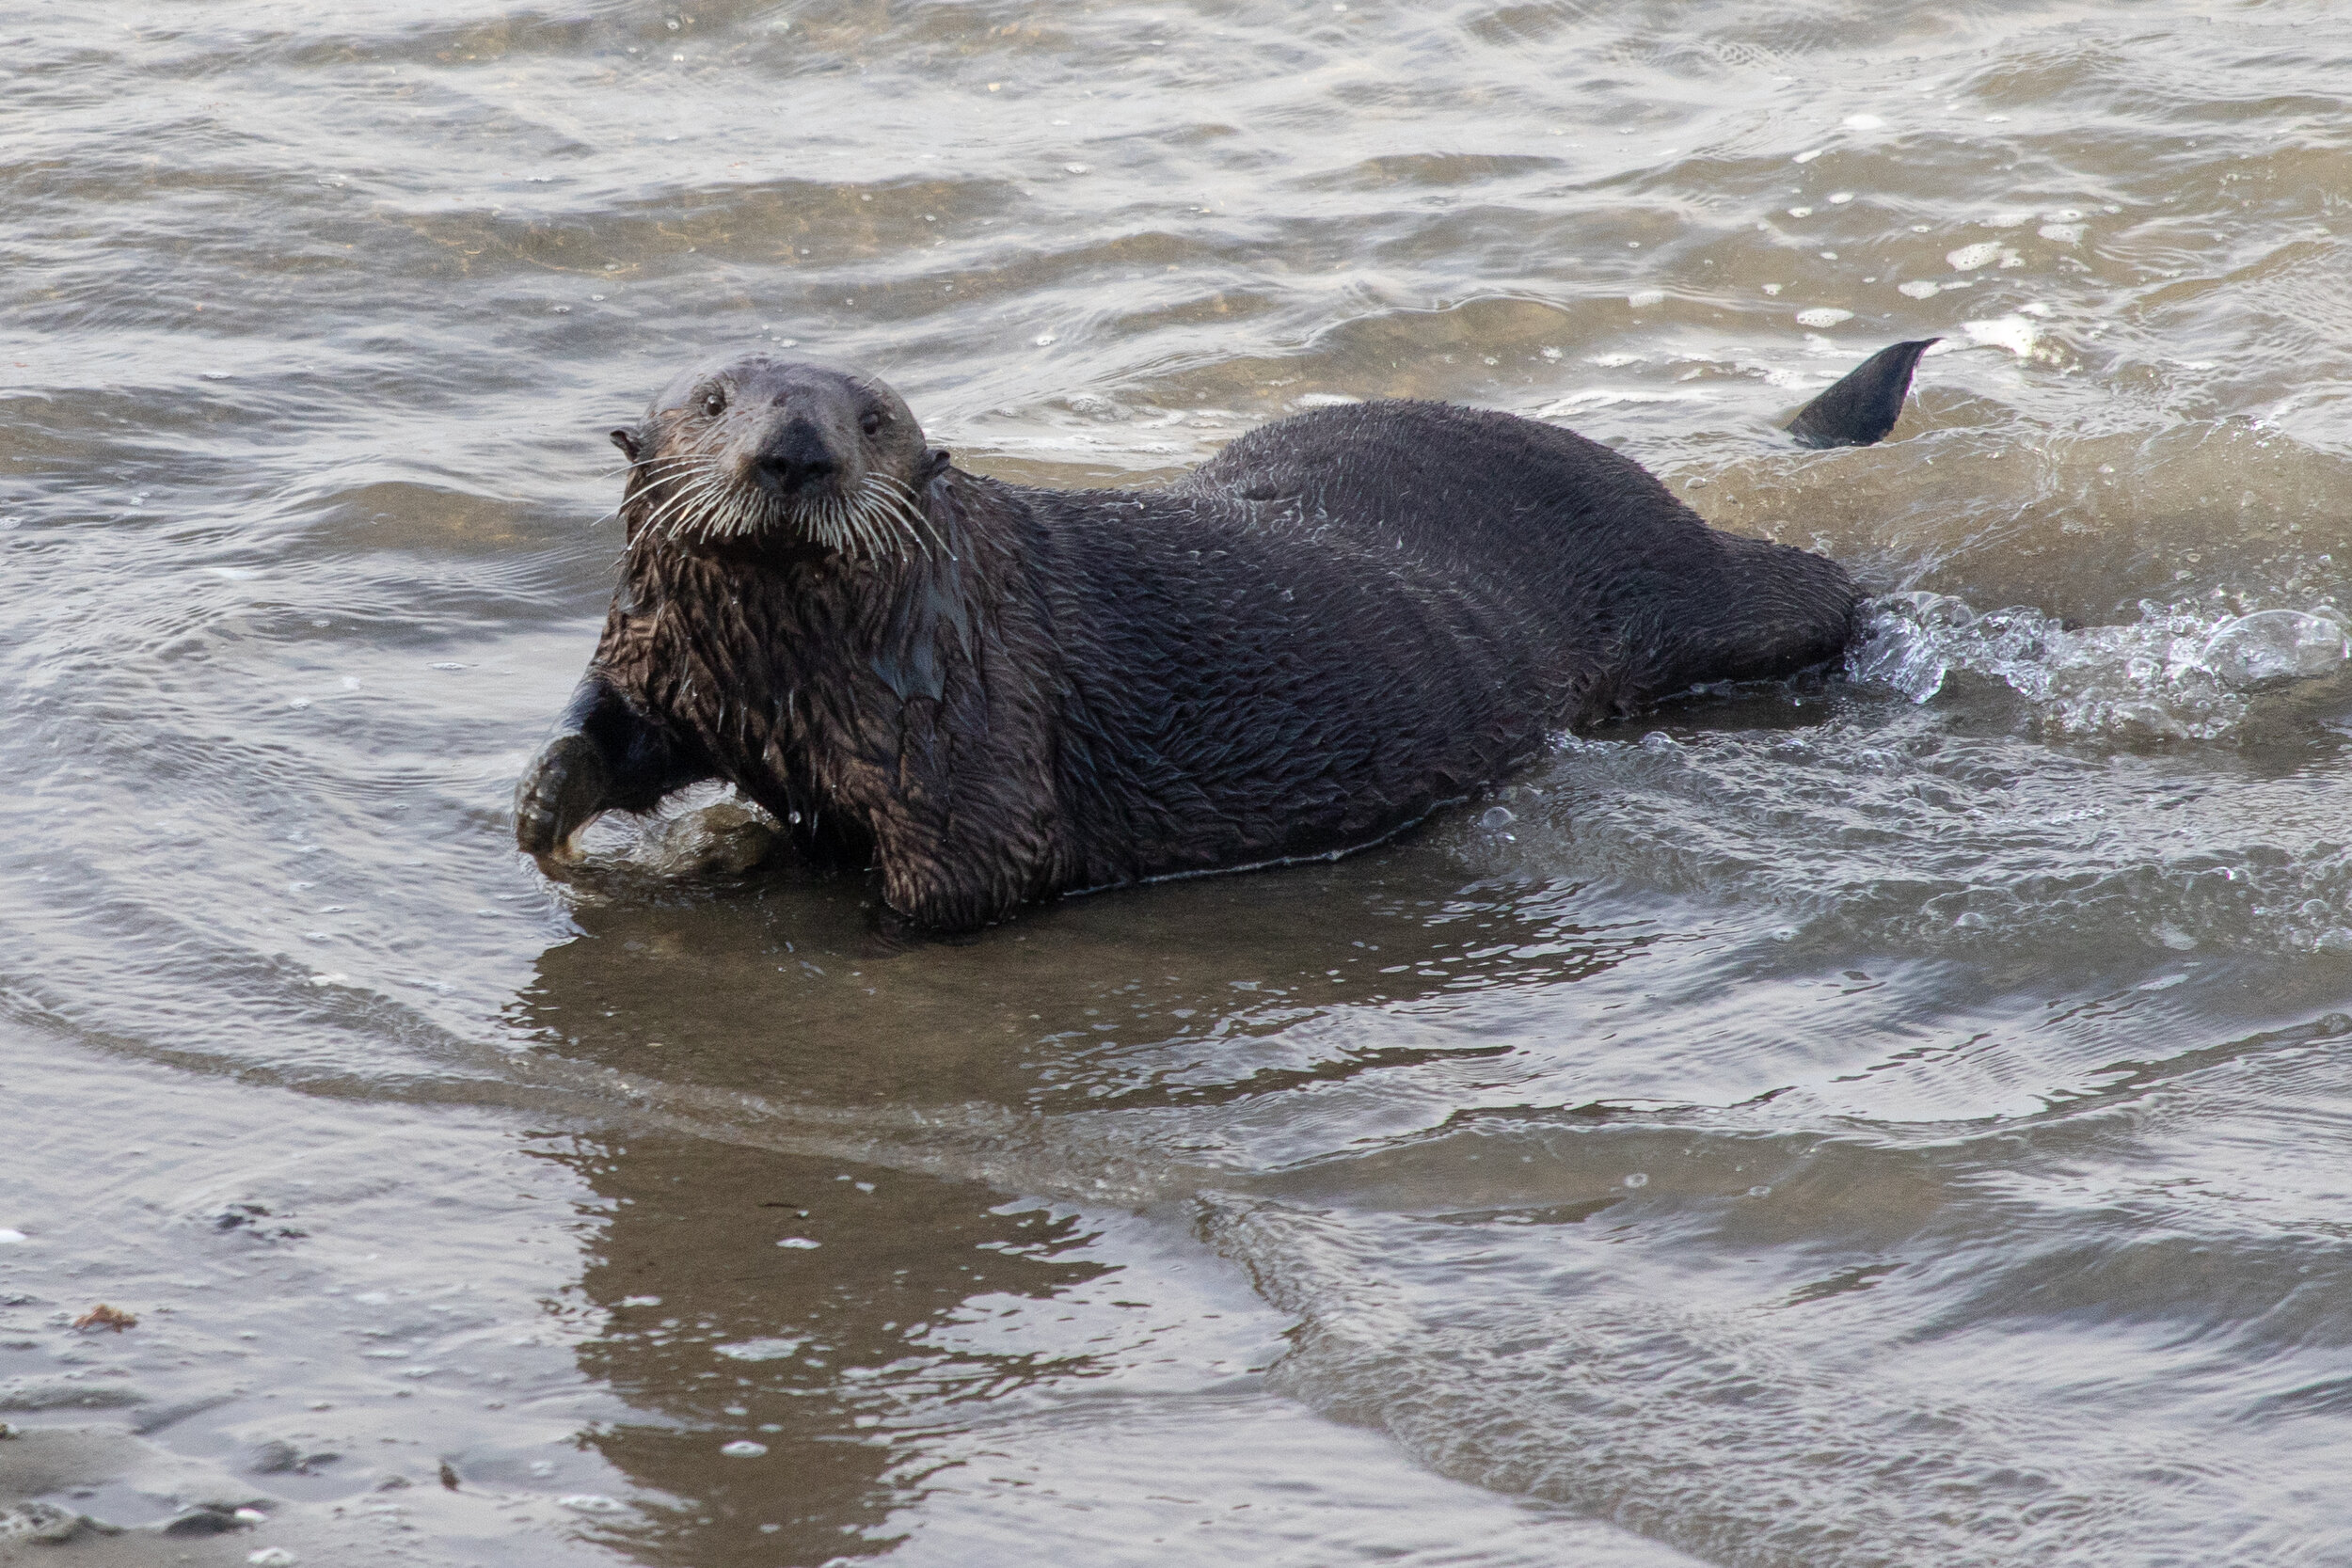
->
xmin=1786 ymin=338 xmax=1938 ymax=449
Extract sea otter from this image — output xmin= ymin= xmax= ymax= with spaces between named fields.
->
xmin=516 ymin=340 xmax=1931 ymax=931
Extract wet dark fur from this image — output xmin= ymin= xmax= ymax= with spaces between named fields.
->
xmin=518 ymin=353 xmax=1899 ymax=932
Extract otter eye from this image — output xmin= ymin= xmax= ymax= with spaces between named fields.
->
xmin=701 ymin=388 xmax=726 ymax=418
xmin=860 ymin=410 xmax=883 ymax=436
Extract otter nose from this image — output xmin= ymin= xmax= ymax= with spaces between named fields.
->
xmin=754 ymin=420 xmax=839 ymax=492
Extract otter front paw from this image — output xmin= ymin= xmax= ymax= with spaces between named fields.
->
xmin=515 ymin=732 xmax=613 ymax=863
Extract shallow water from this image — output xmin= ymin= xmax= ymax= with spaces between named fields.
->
xmin=6 ymin=1 xmax=2352 ymax=1563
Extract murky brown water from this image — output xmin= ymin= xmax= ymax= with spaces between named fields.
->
xmin=8 ymin=2 xmax=2352 ymax=1563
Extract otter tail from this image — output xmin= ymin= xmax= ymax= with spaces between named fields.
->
xmin=1786 ymin=338 xmax=1937 ymax=449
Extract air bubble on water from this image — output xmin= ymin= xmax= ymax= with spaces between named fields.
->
xmin=777 ymin=1237 xmax=820 ymax=1249
xmin=1787 ymin=206 xmax=1814 ymax=217
xmin=1748 ymin=1185 xmax=1772 ymax=1197
xmin=1624 ymin=1172 xmax=1648 ymax=1188
xmin=1480 ymin=806 xmax=1515 ymax=829
xmin=1899 ymin=280 xmax=1941 ymax=298
xmin=722 ymin=1440 xmax=768 ymax=1457
xmin=1796 ymin=308 xmax=1853 ymax=327
xmin=1829 ymin=191 xmax=1855 ymax=203
xmin=2199 ymin=610 xmax=2348 ymax=688
xmin=1627 ymin=289 xmax=1665 ymax=309
xmin=1770 ymin=927 xmax=1798 ymax=942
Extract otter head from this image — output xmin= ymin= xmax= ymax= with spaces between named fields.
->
xmin=612 ymin=354 xmax=950 ymax=559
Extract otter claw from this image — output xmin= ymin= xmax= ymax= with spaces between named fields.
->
xmin=515 ymin=731 xmax=612 ymax=863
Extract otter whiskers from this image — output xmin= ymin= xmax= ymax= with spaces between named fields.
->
xmin=625 ymin=459 xmax=938 ymax=561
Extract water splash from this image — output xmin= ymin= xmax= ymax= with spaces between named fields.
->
xmin=1845 ymin=592 xmax=2349 ymax=738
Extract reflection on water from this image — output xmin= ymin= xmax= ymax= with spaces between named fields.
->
xmin=8 ymin=0 xmax=2352 ymax=1562
xmin=548 ymin=1134 xmax=1105 ymax=1566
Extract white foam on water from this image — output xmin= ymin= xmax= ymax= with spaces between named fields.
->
xmin=715 ymin=1337 xmax=804 ymax=1361
xmin=1961 ymin=313 xmax=2042 ymax=357
xmin=1946 ymin=241 xmax=2006 ymax=270
xmin=1795 ymin=308 xmax=1853 ymax=327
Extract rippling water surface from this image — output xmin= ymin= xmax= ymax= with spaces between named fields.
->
xmin=7 ymin=3 xmax=2352 ymax=1563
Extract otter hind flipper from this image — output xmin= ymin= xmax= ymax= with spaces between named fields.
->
xmin=1786 ymin=338 xmax=1938 ymax=449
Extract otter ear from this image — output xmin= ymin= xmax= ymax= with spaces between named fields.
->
xmin=923 ymin=448 xmax=952 ymax=483
xmin=609 ymin=427 xmax=642 ymax=463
